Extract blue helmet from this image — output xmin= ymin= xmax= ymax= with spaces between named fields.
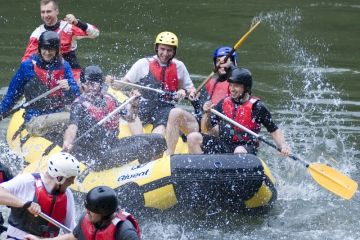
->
xmin=213 ymin=46 xmax=237 ymax=66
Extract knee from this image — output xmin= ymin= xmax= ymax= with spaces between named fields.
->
xmin=234 ymin=146 xmax=248 ymax=154
xmin=187 ymin=132 xmax=202 ymax=145
xmin=168 ymin=108 xmax=183 ymax=122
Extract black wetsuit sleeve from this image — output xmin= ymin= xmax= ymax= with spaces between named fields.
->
xmin=116 ymin=220 xmax=140 ymax=240
xmin=72 ymin=218 xmax=82 ymax=238
xmin=252 ymin=100 xmax=278 ymax=133
xmin=209 ymin=99 xmax=224 ymax=127
xmin=69 ymin=102 xmax=85 ymax=126
xmin=76 ymin=20 xmax=88 ymax=31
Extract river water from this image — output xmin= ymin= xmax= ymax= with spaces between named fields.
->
xmin=0 ymin=0 xmax=359 ymax=239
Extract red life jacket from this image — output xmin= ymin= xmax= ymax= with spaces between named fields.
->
xmin=0 ymin=172 xmax=4 ymax=183
xmin=34 ymin=176 xmax=67 ymax=237
xmin=79 ymin=210 xmax=141 ymax=240
xmin=149 ymin=58 xmax=179 ymax=92
xmin=205 ymin=77 xmax=230 ymax=105
xmin=222 ymin=96 xmax=261 ymax=143
xmin=75 ymin=94 xmax=120 ymax=130
xmin=32 ymin=60 xmax=65 ymax=98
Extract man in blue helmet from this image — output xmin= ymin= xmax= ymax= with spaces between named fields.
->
xmin=187 ymin=67 xmax=291 ymax=156
xmin=0 ymin=31 xmax=80 ymax=136
xmin=165 ymin=46 xmax=237 ymax=155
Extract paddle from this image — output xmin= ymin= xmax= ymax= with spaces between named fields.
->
xmin=0 ymin=85 xmax=63 ymax=122
xmin=210 ymin=109 xmax=358 ymax=200
xmin=72 ymin=95 xmax=138 ymax=145
xmin=111 ymin=79 xmax=182 ymax=103
xmin=195 ymin=20 xmax=261 ymax=95
xmin=113 ymin=79 xmax=166 ymax=94
xmin=39 ymin=212 xmax=71 ymax=233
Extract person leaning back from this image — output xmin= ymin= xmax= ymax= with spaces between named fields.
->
xmin=22 ymin=0 xmax=100 ymax=81
xmin=187 ymin=67 xmax=291 ymax=156
xmin=0 ymin=31 xmax=80 ymax=137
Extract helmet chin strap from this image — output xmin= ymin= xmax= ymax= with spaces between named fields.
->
xmin=232 ymin=92 xmax=249 ymax=104
xmin=94 ymin=214 xmax=113 ymax=229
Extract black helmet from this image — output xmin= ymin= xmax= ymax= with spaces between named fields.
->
xmin=80 ymin=65 xmax=103 ymax=84
xmin=39 ymin=31 xmax=60 ymax=51
xmin=228 ymin=67 xmax=252 ymax=93
xmin=85 ymin=186 xmax=118 ymax=216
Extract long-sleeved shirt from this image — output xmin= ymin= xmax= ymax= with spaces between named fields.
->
xmin=0 ymin=54 xmax=80 ymax=122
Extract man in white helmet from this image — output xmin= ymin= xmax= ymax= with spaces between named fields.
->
xmin=0 ymin=152 xmax=80 ymax=239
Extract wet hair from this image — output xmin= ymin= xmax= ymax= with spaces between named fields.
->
xmin=40 ymin=0 xmax=59 ymax=9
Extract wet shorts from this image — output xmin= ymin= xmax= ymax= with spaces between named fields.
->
xmin=138 ymin=99 xmax=175 ymax=128
xmin=201 ymin=134 xmax=257 ymax=155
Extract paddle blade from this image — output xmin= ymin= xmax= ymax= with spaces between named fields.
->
xmin=308 ymin=163 xmax=358 ymax=200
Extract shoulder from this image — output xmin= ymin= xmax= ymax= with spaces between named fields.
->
xmin=134 ymin=57 xmax=150 ymax=66
xmin=172 ymin=58 xmax=186 ymax=68
xmin=252 ymin=99 xmax=267 ymax=109
xmin=29 ymin=25 xmax=45 ymax=39
xmin=20 ymin=58 xmax=35 ymax=70
xmin=116 ymin=219 xmax=139 ymax=240
xmin=0 ymin=173 xmax=35 ymax=189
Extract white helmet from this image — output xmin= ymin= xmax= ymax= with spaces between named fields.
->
xmin=47 ymin=152 xmax=81 ymax=184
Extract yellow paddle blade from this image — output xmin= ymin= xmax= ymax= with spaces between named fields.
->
xmin=308 ymin=163 xmax=358 ymax=200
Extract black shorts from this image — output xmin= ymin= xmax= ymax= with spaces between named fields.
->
xmin=138 ymin=99 xmax=175 ymax=128
xmin=201 ymin=134 xmax=257 ymax=155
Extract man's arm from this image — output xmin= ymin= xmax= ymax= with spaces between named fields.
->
xmin=64 ymin=15 xmax=99 ymax=39
xmin=63 ymin=124 xmax=78 ymax=152
xmin=63 ymin=61 xmax=81 ymax=95
xmin=24 ymin=232 xmax=77 ymax=240
xmin=253 ymin=101 xmax=291 ymax=155
xmin=270 ymin=128 xmax=291 ymax=156
xmin=0 ymin=186 xmax=25 ymax=208
xmin=0 ymin=62 xmax=31 ymax=115
xmin=0 ymin=183 xmax=41 ymax=217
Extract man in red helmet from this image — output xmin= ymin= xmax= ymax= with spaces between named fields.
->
xmin=22 ymin=0 xmax=99 ymax=81
xmin=187 ymin=67 xmax=291 ymax=156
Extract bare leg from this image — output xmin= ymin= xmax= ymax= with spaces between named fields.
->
xmin=166 ymin=108 xmax=199 ymax=155
xmin=128 ymin=116 xmax=144 ymax=135
xmin=26 ymin=112 xmax=70 ymax=136
xmin=152 ymin=124 xmax=166 ymax=136
xmin=187 ymin=132 xmax=204 ymax=154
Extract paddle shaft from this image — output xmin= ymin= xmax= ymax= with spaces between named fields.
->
xmin=211 ymin=109 xmax=359 ymax=199
xmin=195 ymin=20 xmax=261 ymax=94
xmin=39 ymin=212 xmax=71 ymax=233
xmin=210 ymin=109 xmax=304 ymax=164
xmin=0 ymin=85 xmax=63 ymax=121
xmin=73 ymin=95 xmax=137 ymax=144
xmin=112 ymin=79 xmax=180 ymax=104
xmin=113 ymin=79 xmax=165 ymax=94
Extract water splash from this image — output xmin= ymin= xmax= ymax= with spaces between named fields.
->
xmin=255 ymin=9 xmax=355 ymax=173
